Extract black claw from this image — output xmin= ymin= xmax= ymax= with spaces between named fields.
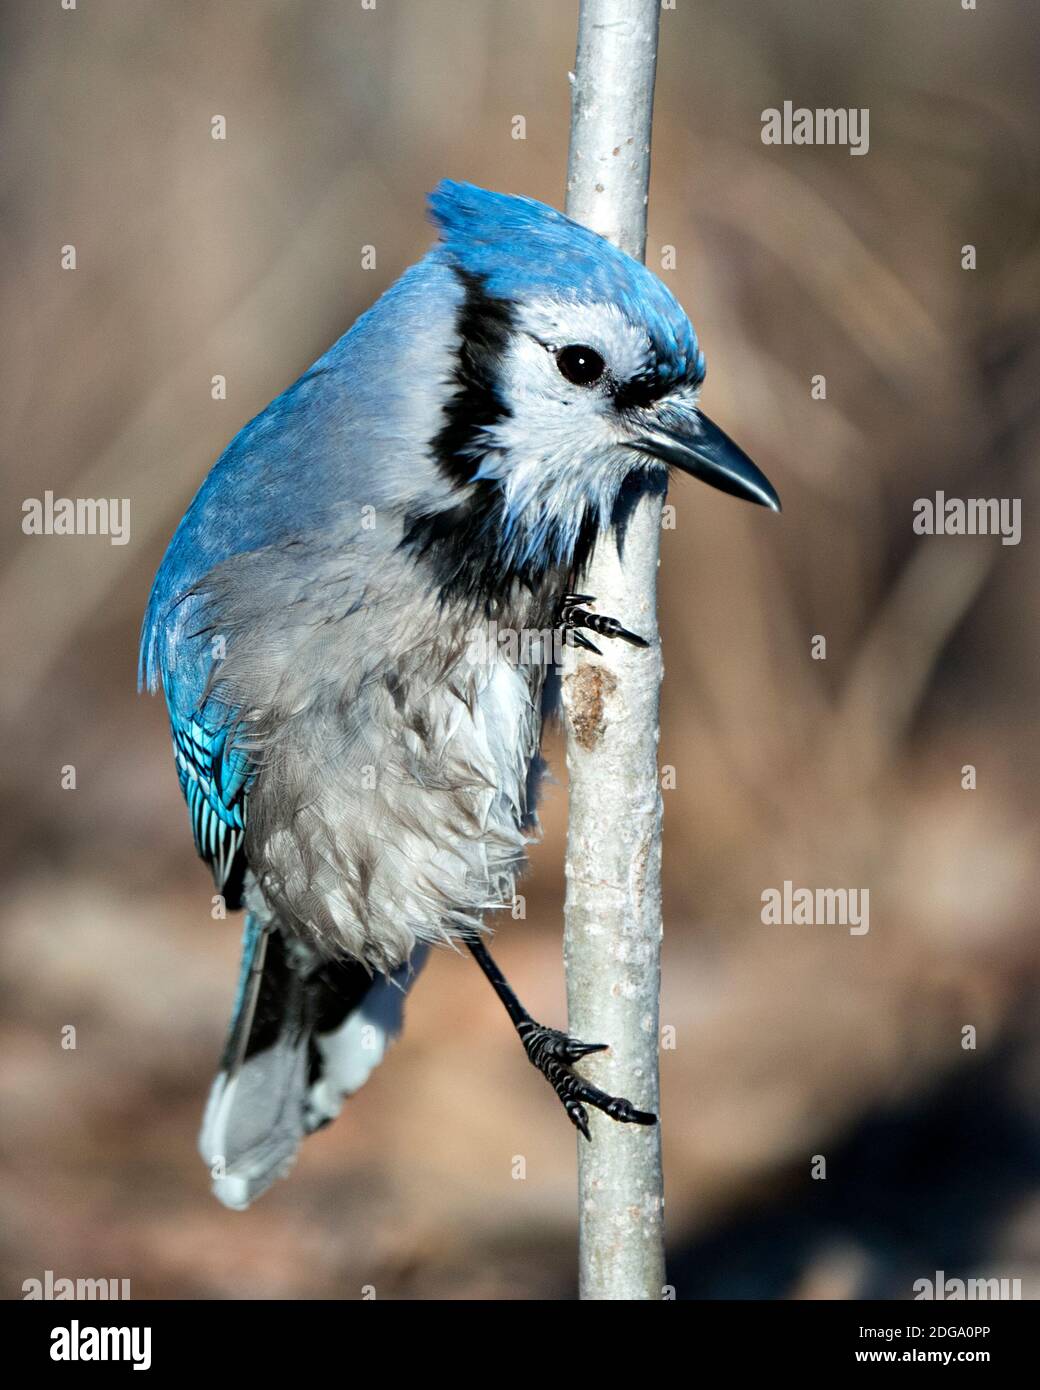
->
xmin=606 ymin=1098 xmax=658 ymax=1126
xmin=586 ymin=613 xmax=649 ymax=648
xmin=520 ymin=1024 xmax=606 ymax=1067
xmin=566 ymin=1101 xmax=591 ymax=1140
xmin=567 ymin=629 xmax=602 ymax=655
xmin=567 ymin=1073 xmax=659 ymax=1127
xmin=560 ymin=601 xmax=650 ymax=653
xmin=467 ymin=941 xmax=657 ymax=1141
xmin=614 ymin=625 xmax=650 ymax=649
xmin=519 ymin=1021 xmax=656 ymax=1134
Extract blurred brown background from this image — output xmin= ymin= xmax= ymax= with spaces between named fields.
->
xmin=2 ymin=0 xmax=1039 ymax=1300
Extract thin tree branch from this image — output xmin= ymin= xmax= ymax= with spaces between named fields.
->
xmin=562 ymin=0 xmax=666 ymax=1302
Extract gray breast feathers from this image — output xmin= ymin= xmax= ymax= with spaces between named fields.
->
xmin=194 ymin=532 xmax=546 ymax=972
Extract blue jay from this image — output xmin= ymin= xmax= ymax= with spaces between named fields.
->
xmin=141 ymin=181 xmax=779 ymax=1208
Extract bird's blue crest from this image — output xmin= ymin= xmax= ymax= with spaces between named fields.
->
xmin=427 ymin=181 xmax=705 ymax=386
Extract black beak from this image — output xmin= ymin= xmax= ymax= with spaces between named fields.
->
xmin=626 ymin=412 xmax=781 ymax=512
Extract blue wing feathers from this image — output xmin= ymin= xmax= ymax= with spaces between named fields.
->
xmin=172 ymin=713 xmax=252 ymax=900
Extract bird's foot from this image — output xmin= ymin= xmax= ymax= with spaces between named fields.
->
xmin=560 ymin=593 xmax=649 ymax=654
xmin=516 ymin=1021 xmax=658 ymax=1139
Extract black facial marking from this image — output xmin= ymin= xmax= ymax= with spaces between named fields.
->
xmin=614 ymin=366 xmax=682 ymax=411
xmin=613 ymin=347 xmax=706 ymax=413
xmin=415 ymin=265 xmax=602 ymax=610
xmin=431 ymin=267 xmax=515 ymax=487
xmin=402 ymin=488 xmax=600 ymax=615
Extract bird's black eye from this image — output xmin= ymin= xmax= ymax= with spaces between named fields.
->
xmin=555 ymin=344 xmax=605 ymax=387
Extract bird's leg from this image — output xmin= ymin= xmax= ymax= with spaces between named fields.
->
xmin=559 ymin=592 xmax=650 ymax=654
xmin=466 ymin=937 xmax=657 ymax=1139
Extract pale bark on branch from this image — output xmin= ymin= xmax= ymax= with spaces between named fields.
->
xmin=562 ymin=0 xmax=666 ymax=1303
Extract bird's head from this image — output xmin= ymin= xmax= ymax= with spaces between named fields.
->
xmin=407 ymin=181 xmax=779 ymax=601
